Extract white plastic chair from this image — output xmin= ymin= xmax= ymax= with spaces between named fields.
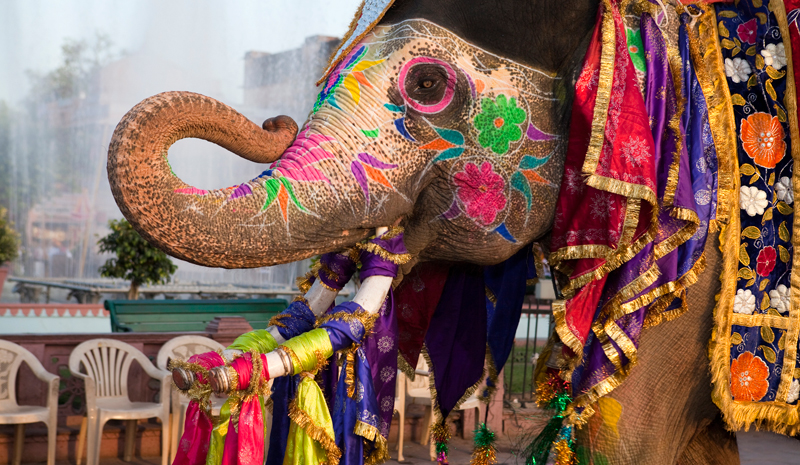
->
xmin=0 ymin=340 xmax=59 ymax=465
xmin=69 ymin=338 xmax=170 ymax=465
xmin=397 ymin=355 xmax=484 ymax=461
xmin=156 ymin=335 xmax=226 ymax=462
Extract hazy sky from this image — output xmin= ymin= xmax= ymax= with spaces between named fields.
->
xmin=0 ymin=0 xmax=362 ymax=104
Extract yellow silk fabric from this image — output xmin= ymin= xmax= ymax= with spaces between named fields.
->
xmin=206 ymin=399 xmax=233 ymax=465
xmin=284 ymin=376 xmax=340 ymax=465
xmin=280 ymin=328 xmax=334 ymax=375
xmin=228 ymin=329 xmax=279 ymax=353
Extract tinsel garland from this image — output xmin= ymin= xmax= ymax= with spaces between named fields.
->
xmin=469 ymin=423 xmax=497 ymax=465
xmin=523 ymin=374 xmax=575 ymax=465
xmin=431 ymin=421 xmax=451 ymax=464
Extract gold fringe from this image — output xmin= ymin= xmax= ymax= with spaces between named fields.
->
xmin=581 ymin=0 xmax=616 ymax=177
xmin=316 ymin=309 xmax=378 ymax=336
xmin=358 ymin=241 xmax=412 ymax=265
xmin=553 ymin=439 xmax=575 ymax=465
xmin=354 ymin=421 xmax=389 ymax=465
xmin=686 ymin=5 xmax=737 ymax=225
xmin=483 ymin=346 xmax=499 ymax=402
xmin=346 ymin=347 xmax=357 ymax=399
xmin=288 ymin=398 xmax=342 ymax=465
xmin=269 ymin=313 xmax=291 ymax=329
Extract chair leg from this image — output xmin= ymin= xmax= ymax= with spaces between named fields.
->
xmin=397 ymin=408 xmax=405 ymax=462
xmin=161 ymin=414 xmax=170 ymax=465
xmin=420 ymin=406 xmax=432 ymax=445
xmin=76 ymin=417 xmax=88 ymax=465
xmin=13 ymin=424 xmax=24 ymax=465
xmin=429 ymin=434 xmax=436 ymax=461
xmin=124 ymin=419 xmax=137 ymax=461
xmin=47 ymin=420 xmax=57 ymax=465
xmin=87 ymin=416 xmax=104 ymax=465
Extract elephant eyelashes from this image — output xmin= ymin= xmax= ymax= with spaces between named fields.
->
xmin=398 ymin=57 xmax=458 ymax=114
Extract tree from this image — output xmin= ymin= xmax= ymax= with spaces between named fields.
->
xmin=0 ymin=207 xmax=20 ymax=265
xmin=98 ymin=219 xmax=177 ymax=299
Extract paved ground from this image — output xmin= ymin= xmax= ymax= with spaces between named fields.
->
xmin=23 ymin=429 xmax=800 ymax=464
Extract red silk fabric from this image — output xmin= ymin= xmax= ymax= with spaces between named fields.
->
xmin=173 ymin=352 xmax=225 ymax=465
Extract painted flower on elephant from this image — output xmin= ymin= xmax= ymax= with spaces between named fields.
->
xmin=474 ymin=94 xmax=527 ymax=155
xmin=775 ymin=176 xmax=793 ymax=204
xmin=769 ymin=284 xmax=791 ymax=315
xmin=454 ymin=162 xmax=507 ymax=226
xmin=730 ymin=352 xmax=769 ymax=402
xmin=788 ymin=380 xmax=800 ymax=404
xmin=740 ymin=113 xmax=786 ymax=169
xmin=761 ymin=42 xmax=786 ymax=71
xmin=725 ymin=57 xmax=751 ymax=84
xmin=756 ymin=246 xmax=777 ymax=277
xmin=262 ymin=176 xmax=307 ymax=222
xmin=733 ymin=289 xmax=756 ymax=315
xmin=739 ymin=186 xmax=769 ymax=217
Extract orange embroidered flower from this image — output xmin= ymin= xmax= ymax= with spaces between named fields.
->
xmin=741 ymin=113 xmax=786 ymax=169
xmin=730 ymin=351 xmax=770 ymax=402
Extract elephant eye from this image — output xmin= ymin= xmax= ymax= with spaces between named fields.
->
xmin=398 ymin=57 xmax=458 ymax=114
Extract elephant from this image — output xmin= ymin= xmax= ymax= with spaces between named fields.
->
xmin=106 ymin=0 xmax=742 ymax=463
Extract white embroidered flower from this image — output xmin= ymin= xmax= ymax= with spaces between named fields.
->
xmin=740 ymin=186 xmax=769 ymax=216
xmin=380 ymin=366 xmax=395 ymax=383
xmin=775 ymin=176 xmax=794 ymax=205
xmin=0 ymin=349 xmax=14 ymax=365
xmin=725 ymin=57 xmax=752 ymax=83
xmin=734 ymin=289 xmax=756 ymax=315
xmin=761 ymin=42 xmax=787 ymax=71
xmin=788 ymin=379 xmax=800 ymax=404
xmin=769 ymin=284 xmax=791 ymax=314
xmin=377 ymin=336 xmax=394 ymax=353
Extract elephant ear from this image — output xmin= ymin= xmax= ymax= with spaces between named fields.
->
xmin=317 ymin=0 xmax=397 ymax=85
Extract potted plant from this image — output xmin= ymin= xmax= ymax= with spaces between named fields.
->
xmin=0 ymin=206 xmax=20 ymax=300
xmin=98 ymin=219 xmax=178 ymax=300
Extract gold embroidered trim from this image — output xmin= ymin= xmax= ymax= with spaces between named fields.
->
xmin=773 ymin=0 xmax=800 ymax=409
xmin=707 ymin=1 xmax=800 ymax=436
xmin=420 ymin=345 xmax=486 ymax=423
xmin=287 ymin=398 xmax=342 ymax=465
xmin=397 ymin=353 xmax=415 ymax=381
xmin=346 ymin=347 xmax=358 ymax=399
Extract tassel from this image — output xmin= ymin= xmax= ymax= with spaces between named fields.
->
xmin=523 ymin=373 xmax=573 ymax=465
xmin=469 ymin=423 xmax=497 ymax=465
xmin=431 ymin=422 xmax=451 ymax=464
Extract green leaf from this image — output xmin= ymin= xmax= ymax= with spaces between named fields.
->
xmin=766 ymin=79 xmax=777 ymax=100
xmin=760 ymin=345 xmax=776 ymax=364
xmin=739 ymin=243 xmax=750 ymax=267
xmin=263 ymin=178 xmax=280 ymax=211
xmin=731 ymin=94 xmax=747 ymax=106
xmin=779 ymin=221 xmax=790 ymax=242
xmin=775 ymin=104 xmax=787 ymax=123
xmin=731 ymin=332 xmax=743 ymax=345
xmin=361 ymin=128 xmax=380 ymax=138
xmin=766 ymin=66 xmax=786 ymax=80
xmin=740 ymin=163 xmax=756 ymax=176
xmin=761 ymin=293 xmax=770 ymax=311
xmin=511 ymin=172 xmax=532 ymax=210
xmin=759 ymin=278 xmax=770 ymax=291
xmin=738 ymin=267 xmax=755 ymax=280
xmin=762 ymin=207 xmax=773 ymax=224
xmin=719 ymin=22 xmax=731 ymax=38
xmin=279 ymin=177 xmax=307 ymax=212
xmin=761 ymin=325 xmax=775 ymax=343
xmin=742 ymin=226 xmax=762 ymax=240
xmin=779 ymin=245 xmax=790 ymax=263
xmin=777 ymin=201 xmax=793 ymax=215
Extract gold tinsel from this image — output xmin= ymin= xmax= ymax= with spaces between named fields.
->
xmin=470 ymin=446 xmax=497 ymax=465
xmin=553 ymin=440 xmax=575 ymax=465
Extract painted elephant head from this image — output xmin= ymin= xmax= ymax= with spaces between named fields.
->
xmin=107 ymin=0 xmax=597 ymax=268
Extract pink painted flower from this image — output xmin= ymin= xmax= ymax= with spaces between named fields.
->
xmin=453 ymin=162 xmax=507 ymax=226
xmin=737 ymin=19 xmax=757 ymax=45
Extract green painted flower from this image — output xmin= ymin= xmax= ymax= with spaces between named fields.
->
xmin=474 ymin=94 xmax=527 ymax=155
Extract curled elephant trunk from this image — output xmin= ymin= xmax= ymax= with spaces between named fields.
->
xmin=107 ymin=91 xmax=340 ymax=268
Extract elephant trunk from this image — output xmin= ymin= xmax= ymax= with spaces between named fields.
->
xmin=107 ymin=91 xmax=363 ymax=269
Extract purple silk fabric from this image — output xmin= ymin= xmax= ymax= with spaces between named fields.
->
xmin=359 ymin=233 xmax=408 ymax=280
xmin=364 ymin=294 xmax=398 ymax=437
xmin=424 ymin=266 xmax=487 ymax=419
xmin=319 ymin=252 xmax=358 ymax=290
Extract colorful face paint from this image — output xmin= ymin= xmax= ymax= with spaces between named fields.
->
xmin=247 ymin=19 xmax=563 ymax=252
